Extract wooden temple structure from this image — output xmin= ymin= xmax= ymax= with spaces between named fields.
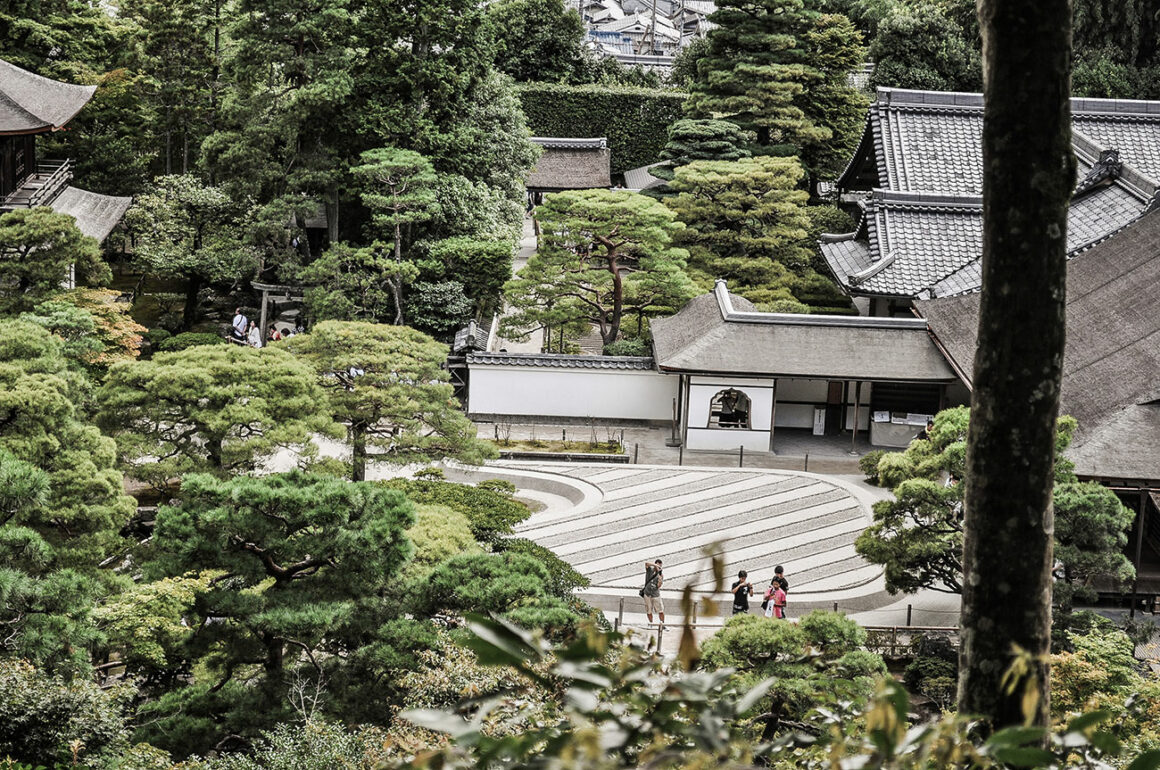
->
xmin=0 ymin=58 xmax=130 ymax=243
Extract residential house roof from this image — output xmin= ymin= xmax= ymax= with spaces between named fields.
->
xmin=0 ymin=58 xmax=96 ymax=136
xmin=916 ymin=207 xmax=1160 ymax=482
xmin=650 ymin=281 xmax=957 ymax=381
xmin=526 ymin=137 xmax=612 ymax=191
xmin=822 ymin=88 xmax=1160 ymax=299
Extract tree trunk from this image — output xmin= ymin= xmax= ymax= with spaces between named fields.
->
xmin=957 ymin=0 xmax=1074 ymax=731
xmin=393 ymin=224 xmax=405 ymax=324
xmin=182 ymin=274 xmax=203 ymax=331
xmin=606 ymin=252 xmax=623 ymax=345
xmin=351 ymin=422 xmax=367 ymax=482
xmin=206 ymin=435 xmax=224 ymax=469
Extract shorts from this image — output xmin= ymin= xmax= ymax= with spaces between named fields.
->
xmin=644 ymin=594 xmax=664 ymax=614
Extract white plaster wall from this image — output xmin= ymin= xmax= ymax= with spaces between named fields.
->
xmin=468 ymin=366 xmax=677 ymax=420
xmin=686 ymin=379 xmax=774 ymax=451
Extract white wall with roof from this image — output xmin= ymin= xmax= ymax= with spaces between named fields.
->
xmin=468 ymin=365 xmax=677 ymax=421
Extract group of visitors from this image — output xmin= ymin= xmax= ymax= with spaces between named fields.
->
xmin=639 ymin=560 xmax=790 ymax=627
xmin=732 ymin=566 xmax=788 ymax=619
xmin=229 ymin=308 xmax=303 ymax=348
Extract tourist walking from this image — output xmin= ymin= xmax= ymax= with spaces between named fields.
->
xmin=641 ymin=559 xmax=664 ymax=626
xmin=731 ymin=570 xmax=753 ymax=615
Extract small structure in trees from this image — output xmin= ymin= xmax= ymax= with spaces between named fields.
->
xmin=526 ymin=137 xmax=611 ymax=199
xmin=0 ymin=58 xmax=130 ymax=244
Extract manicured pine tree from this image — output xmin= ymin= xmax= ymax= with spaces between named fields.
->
xmin=502 ymin=190 xmax=697 ymax=348
xmin=283 ymin=320 xmax=495 ymax=481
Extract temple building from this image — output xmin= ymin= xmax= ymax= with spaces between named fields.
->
xmin=821 ymin=88 xmax=1160 ymax=315
xmin=466 ymin=281 xmax=964 ymax=450
xmin=0 ymin=58 xmax=131 ymax=243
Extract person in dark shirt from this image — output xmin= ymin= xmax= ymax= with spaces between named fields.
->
xmin=731 ymin=569 xmax=753 ymax=615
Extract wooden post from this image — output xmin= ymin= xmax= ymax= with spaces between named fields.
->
xmin=634 ymin=443 xmax=639 ymax=464
xmin=738 ymin=445 xmax=744 ymax=467
xmin=618 ymin=598 xmax=624 ymax=630
xmin=907 ymin=604 xmax=913 ymax=627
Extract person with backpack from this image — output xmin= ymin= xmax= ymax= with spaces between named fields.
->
xmin=641 ymin=559 xmax=664 ymax=627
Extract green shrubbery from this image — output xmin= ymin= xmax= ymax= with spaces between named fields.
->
xmin=380 ymin=479 xmax=531 ymax=543
xmin=516 ymin=83 xmax=686 ymax=173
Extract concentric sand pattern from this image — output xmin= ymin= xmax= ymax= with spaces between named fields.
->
xmin=503 ymin=464 xmax=884 ymax=604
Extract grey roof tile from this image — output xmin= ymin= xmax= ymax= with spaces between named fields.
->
xmin=650 ymin=282 xmax=955 ymax=381
xmin=917 ymin=206 xmax=1160 ymax=480
xmin=466 ymin=353 xmax=655 ymax=370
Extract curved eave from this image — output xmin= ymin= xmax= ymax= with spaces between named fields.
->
xmin=655 ymin=363 xmax=958 ymax=383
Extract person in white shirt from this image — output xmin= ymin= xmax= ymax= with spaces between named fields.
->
xmin=231 ymin=308 xmax=248 ymax=342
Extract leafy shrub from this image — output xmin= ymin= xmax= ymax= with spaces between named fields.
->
xmin=859 ymin=450 xmax=886 ymax=483
xmin=476 ymin=479 xmax=516 ymax=496
xmin=380 ymin=479 xmax=530 ymax=543
xmin=903 ymin=656 xmax=957 ymax=694
xmin=157 ymin=332 xmax=227 ymax=352
xmin=798 ymin=610 xmax=867 ymax=657
xmin=496 ymin=537 xmax=590 ymax=597
xmin=188 ymin=720 xmax=390 ymax=769
xmin=602 ymin=338 xmax=651 ymax=356
xmin=0 ymin=660 xmax=131 ymax=766
xmin=404 ymin=505 xmax=482 ymax=578
xmin=516 ymin=83 xmax=686 ymax=173
xmin=875 ymin=450 xmax=915 ymax=488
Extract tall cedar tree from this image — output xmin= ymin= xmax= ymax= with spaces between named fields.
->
xmin=282 ymin=321 xmax=494 ymax=480
xmin=97 ymin=345 xmax=337 ymax=487
xmin=119 ymin=0 xmax=222 ymax=175
xmin=503 ymin=190 xmax=697 ymax=348
xmin=687 ymin=0 xmax=866 ymax=193
xmin=959 ymin=0 xmax=1075 ymax=731
xmin=200 ymin=0 xmax=356 ymax=238
xmin=484 ymin=0 xmax=587 ymax=84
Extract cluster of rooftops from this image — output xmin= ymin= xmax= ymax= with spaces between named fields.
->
xmin=822 ymin=87 xmax=1160 ymax=303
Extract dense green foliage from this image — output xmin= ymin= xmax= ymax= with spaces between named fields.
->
xmin=516 ymin=83 xmax=687 ymax=174
xmin=856 ymin=407 xmax=1136 ymax=600
xmin=378 ymin=478 xmax=530 ymax=544
xmin=281 ymin=321 xmax=495 ymax=479
xmin=97 ymin=345 xmax=336 ymax=486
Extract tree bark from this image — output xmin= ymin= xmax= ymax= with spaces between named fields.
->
xmin=957 ymin=0 xmax=1074 ymax=731
xmin=182 ymin=274 xmax=203 ymax=331
xmin=351 ymin=422 xmax=367 ymax=482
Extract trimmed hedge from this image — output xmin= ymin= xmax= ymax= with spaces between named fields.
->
xmin=516 ymin=82 xmax=687 ymax=174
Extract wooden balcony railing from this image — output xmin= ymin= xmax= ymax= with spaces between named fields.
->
xmin=2 ymin=158 xmax=74 ymax=209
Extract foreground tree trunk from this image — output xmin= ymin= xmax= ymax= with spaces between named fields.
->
xmin=958 ymin=0 xmax=1074 ymax=730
